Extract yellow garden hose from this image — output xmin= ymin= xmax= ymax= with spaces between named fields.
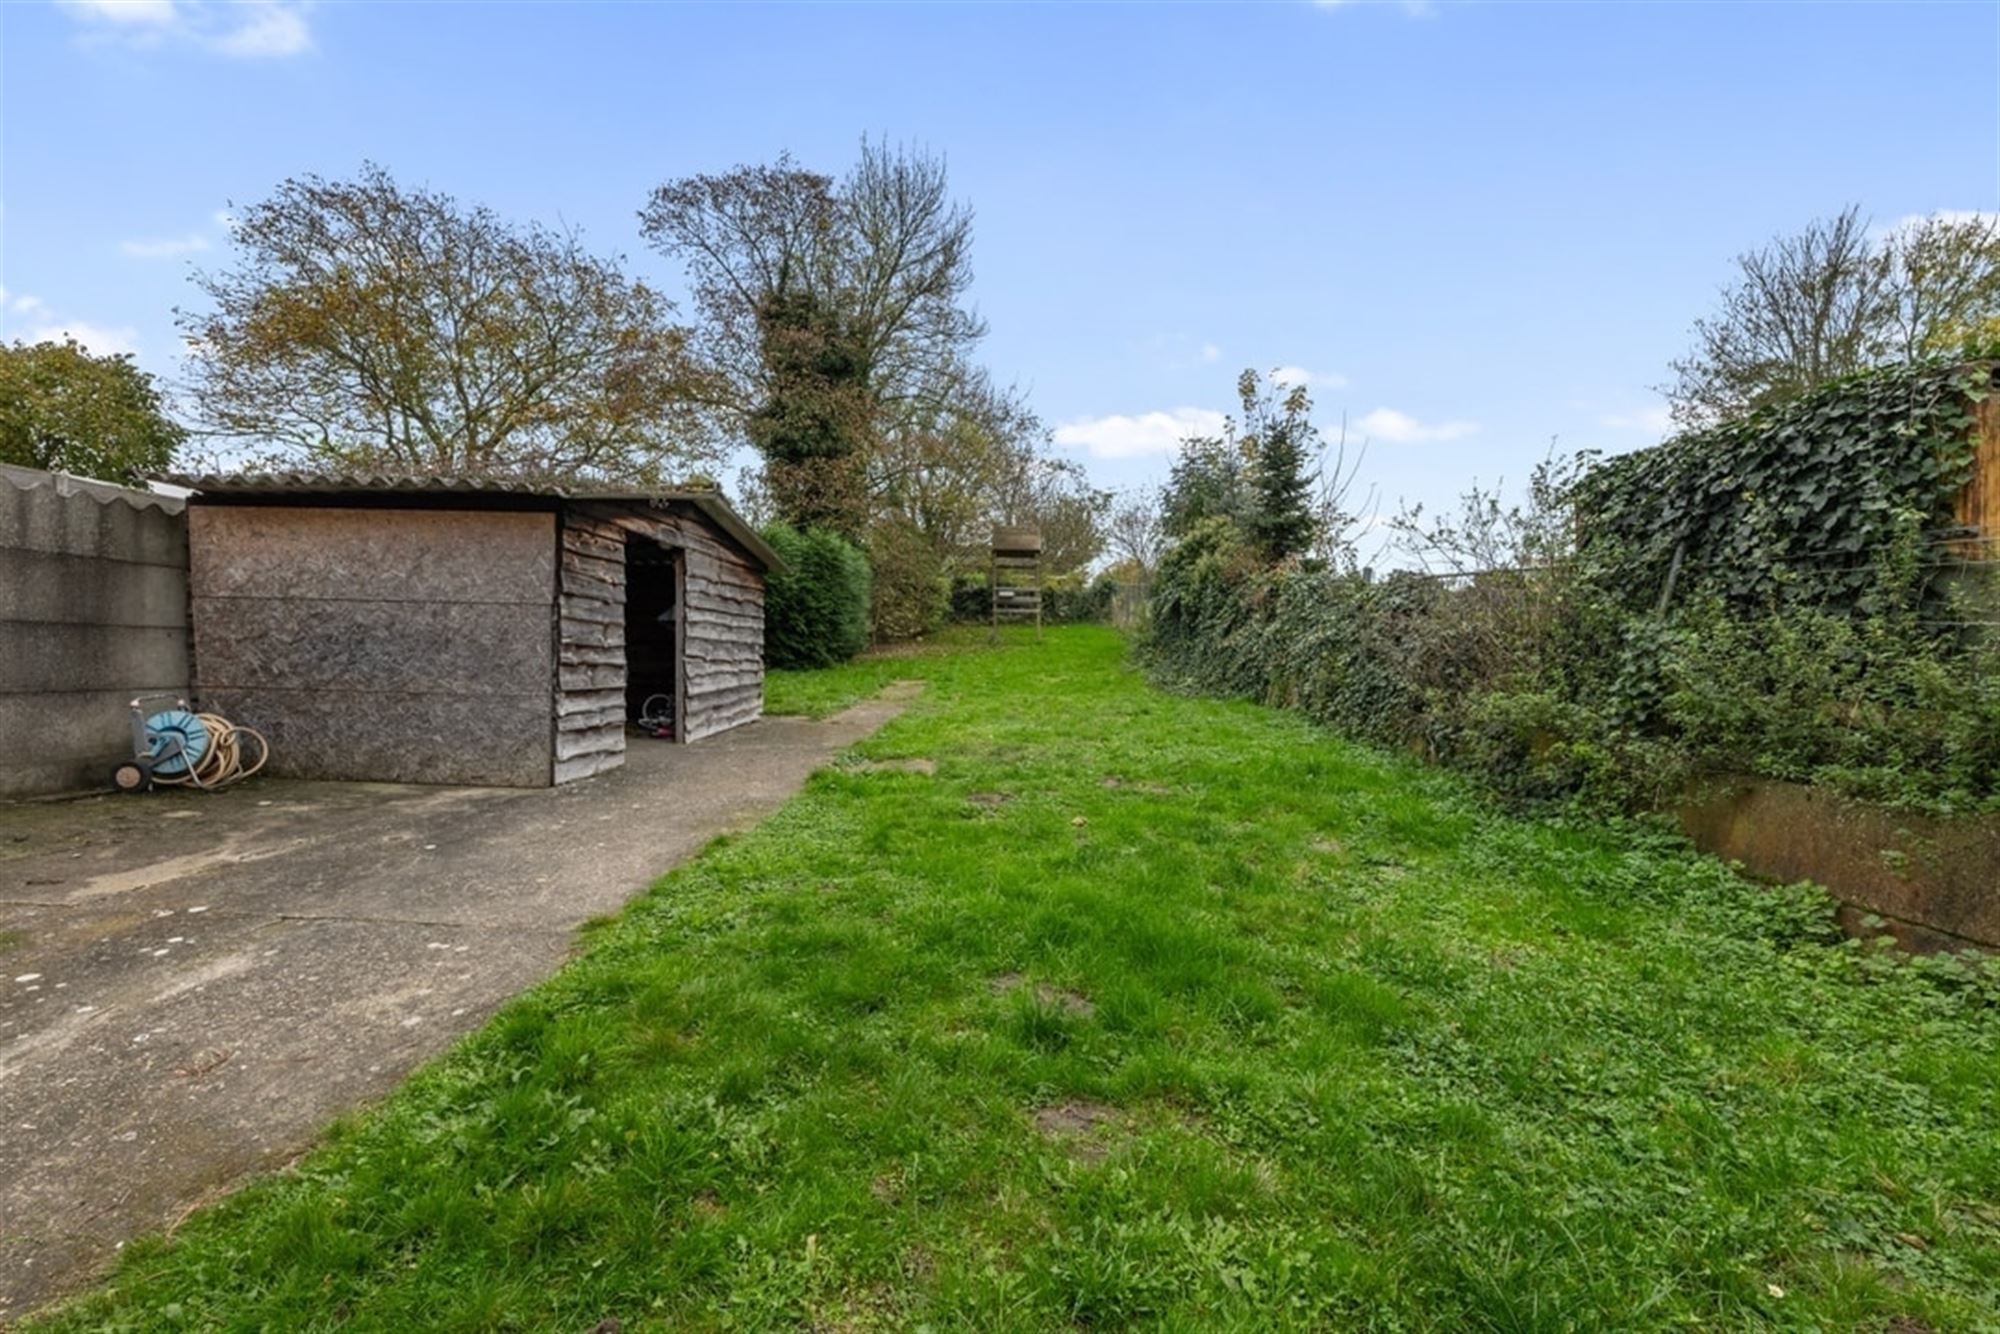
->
xmin=151 ymin=713 xmax=271 ymax=789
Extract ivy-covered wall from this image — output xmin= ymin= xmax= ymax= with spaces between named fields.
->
xmin=1574 ymin=359 xmax=1996 ymax=611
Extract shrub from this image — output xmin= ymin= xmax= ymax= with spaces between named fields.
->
xmin=947 ymin=577 xmax=987 ymax=623
xmin=945 ymin=571 xmax=1120 ymax=625
xmin=761 ymin=524 xmax=871 ymax=669
xmin=866 ymin=518 xmax=949 ymax=642
xmin=1060 ymin=575 xmax=1119 ymax=623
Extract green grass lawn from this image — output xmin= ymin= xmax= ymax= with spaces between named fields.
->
xmin=764 ymin=625 xmax=1000 ymax=719
xmin=37 ymin=627 xmax=2000 ymax=1331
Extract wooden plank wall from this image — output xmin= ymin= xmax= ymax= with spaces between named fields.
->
xmin=554 ymin=500 xmax=767 ymax=784
xmin=554 ymin=509 xmax=629 ymax=783
xmin=1956 ymin=393 xmax=2000 ymax=548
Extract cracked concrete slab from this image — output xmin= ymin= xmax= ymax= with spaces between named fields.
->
xmin=0 ymin=681 xmax=919 ymax=1321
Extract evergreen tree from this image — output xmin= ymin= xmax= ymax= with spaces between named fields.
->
xmin=1238 ymin=370 xmax=1320 ymax=562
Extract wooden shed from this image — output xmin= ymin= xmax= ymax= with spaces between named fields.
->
xmin=173 ymin=474 xmax=782 ymax=787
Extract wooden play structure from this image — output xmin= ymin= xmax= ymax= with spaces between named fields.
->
xmin=989 ymin=526 xmax=1044 ymax=641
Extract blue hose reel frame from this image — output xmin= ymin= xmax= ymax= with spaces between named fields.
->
xmin=144 ymin=708 xmax=210 ymax=776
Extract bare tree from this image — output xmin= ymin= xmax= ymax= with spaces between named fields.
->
xmin=1105 ymin=486 xmax=1166 ymax=578
xmin=1664 ymin=206 xmax=1886 ymax=428
xmin=637 ymin=155 xmax=842 ymax=426
xmin=1389 ymin=450 xmax=1588 ymax=577
xmin=182 ymin=164 xmax=714 ymax=481
xmin=866 ymin=360 xmax=1040 ymax=561
xmin=1665 ymin=207 xmax=2000 ymax=428
xmin=640 ymin=139 xmax=984 ymax=438
xmin=840 ymin=141 xmax=987 ymax=428
xmin=1881 ymin=211 xmax=2000 ymax=362
xmin=991 ymin=455 xmax=1108 ymax=576
xmin=1312 ymin=413 xmax=1371 ymax=568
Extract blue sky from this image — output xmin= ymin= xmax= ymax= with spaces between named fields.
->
xmin=3 ymin=0 xmax=1995 ymax=533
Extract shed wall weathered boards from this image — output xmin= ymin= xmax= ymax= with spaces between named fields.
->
xmin=176 ymin=477 xmax=777 ymax=788
xmin=555 ymin=502 xmax=766 ymax=782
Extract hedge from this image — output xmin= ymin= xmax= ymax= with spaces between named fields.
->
xmin=947 ymin=573 xmax=1117 ymax=625
xmin=1143 ymin=358 xmax=2000 ymax=815
xmin=761 ymin=524 xmax=872 ymax=669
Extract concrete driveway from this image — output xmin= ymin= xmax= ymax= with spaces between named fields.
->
xmin=0 ymin=685 xmax=915 ymax=1322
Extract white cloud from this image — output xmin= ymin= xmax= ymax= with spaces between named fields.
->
xmin=214 ymin=1 xmax=310 ymax=57
xmin=60 ymin=0 xmax=177 ymax=24
xmin=25 ymin=320 xmax=141 ymax=357
xmin=1352 ymin=407 xmax=1478 ymax=443
xmin=1054 ymin=407 xmax=1229 ymax=461
xmin=1199 ymin=342 xmax=1221 ymax=364
xmin=57 ymin=0 xmax=313 ymax=58
xmin=1599 ymin=404 xmax=1674 ymax=436
xmin=120 ymin=232 xmax=211 ymax=259
xmin=1 ymin=288 xmax=138 ymax=357
xmin=1270 ymin=365 xmax=1348 ymax=391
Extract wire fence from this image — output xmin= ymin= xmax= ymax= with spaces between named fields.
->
xmin=1391 ymin=532 xmax=2000 ymax=584
xmin=1108 ymin=577 xmax=1150 ymax=631
xmin=1283 ymin=529 xmax=2000 ymax=634
xmin=1104 ymin=527 xmax=2000 ymax=634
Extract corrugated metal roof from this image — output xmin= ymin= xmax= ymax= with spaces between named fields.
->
xmin=165 ymin=471 xmax=783 ymax=572
xmin=168 ymin=470 xmax=697 ymax=501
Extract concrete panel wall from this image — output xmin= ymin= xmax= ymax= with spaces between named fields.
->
xmin=190 ymin=506 xmax=556 ymax=787
xmin=0 ymin=466 xmax=190 ymax=796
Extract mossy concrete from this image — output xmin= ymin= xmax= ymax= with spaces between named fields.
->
xmin=1677 ymin=778 xmax=2000 ymax=952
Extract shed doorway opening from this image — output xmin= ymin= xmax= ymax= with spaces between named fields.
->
xmin=624 ymin=533 xmax=683 ymax=740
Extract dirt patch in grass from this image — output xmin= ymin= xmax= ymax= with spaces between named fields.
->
xmin=1032 ymin=1100 xmax=1125 ymax=1162
xmin=860 ymin=641 xmax=961 ymax=660
xmin=1101 ymin=776 xmax=1176 ymax=796
xmin=810 ymin=1283 xmax=903 ymax=1333
xmin=965 ymin=791 xmax=1014 ymax=808
xmin=850 ymin=758 xmax=937 ymax=776
xmin=991 ymin=973 xmax=1096 ymax=1016
xmin=1310 ymin=836 xmax=1345 ymax=855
